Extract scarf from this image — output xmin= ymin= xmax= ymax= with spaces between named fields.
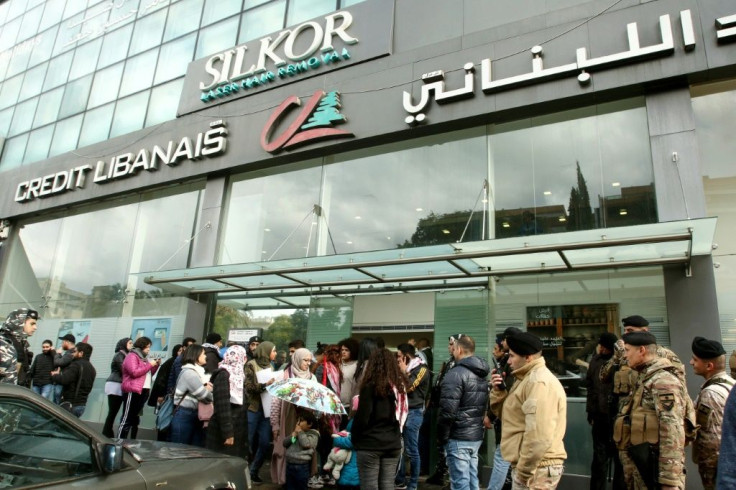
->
xmin=406 ymin=355 xmax=425 ymax=374
xmin=254 ymin=341 xmax=275 ymax=368
xmin=219 ymin=345 xmax=246 ymax=405
xmin=393 ymin=385 xmax=408 ymax=432
xmin=320 ymin=360 xmax=341 ymax=397
xmin=290 ymin=348 xmax=313 ymax=379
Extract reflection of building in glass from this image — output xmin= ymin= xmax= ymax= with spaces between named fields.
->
xmin=37 ymin=278 xmax=87 ymax=319
xmin=399 ymin=210 xmax=485 ymax=247
xmin=597 ymin=184 xmax=657 ymax=228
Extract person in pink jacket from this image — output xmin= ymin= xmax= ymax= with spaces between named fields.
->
xmin=118 ymin=336 xmax=160 ymax=439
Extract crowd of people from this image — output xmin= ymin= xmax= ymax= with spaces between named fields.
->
xmin=3 ymin=305 xmax=736 ymax=490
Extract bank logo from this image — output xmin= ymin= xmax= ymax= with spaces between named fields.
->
xmin=260 ymin=90 xmax=354 ymax=154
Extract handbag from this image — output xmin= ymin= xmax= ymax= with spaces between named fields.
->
xmin=198 ymin=401 xmax=214 ymax=427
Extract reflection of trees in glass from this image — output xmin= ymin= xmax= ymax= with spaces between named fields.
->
xmin=398 ymin=210 xmax=484 ymax=248
xmin=566 ymin=162 xmax=595 ymax=231
xmin=83 ymin=283 xmax=126 ymax=318
xmin=263 ymin=309 xmax=308 ymax=353
xmin=213 ymin=305 xmax=251 ymax=340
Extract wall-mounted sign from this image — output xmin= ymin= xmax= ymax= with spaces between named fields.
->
xmin=14 ymin=121 xmax=227 ymax=203
xmin=177 ymin=0 xmax=394 ymax=116
xmin=261 ymin=90 xmax=354 ymax=154
xmin=401 ymin=9 xmax=735 ymax=125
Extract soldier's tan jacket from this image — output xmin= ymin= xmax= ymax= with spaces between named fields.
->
xmin=615 ymin=357 xmax=687 ymax=488
xmin=693 ymin=371 xmax=735 ymax=467
xmin=490 ymin=356 xmax=566 ymax=484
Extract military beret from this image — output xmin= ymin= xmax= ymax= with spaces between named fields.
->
xmin=503 ymin=327 xmax=522 ymax=339
xmin=622 ymin=315 xmax=649 ymax=328
xmin=506 ymin=332 xmax=543 ymax=355
xmin=622 ymin=332 xmax=657 ymax=346
xmin=598 ymin=332 xmax=618 ymax=351
xmin=692 ymin=336 xmax=726 ymax=359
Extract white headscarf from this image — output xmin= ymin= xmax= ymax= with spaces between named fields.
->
xmin=289 ymin=348 xmax=313 ymax=379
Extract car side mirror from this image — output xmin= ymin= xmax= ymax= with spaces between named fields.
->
xmin=97 ymin=442 xmax=124 ymax=473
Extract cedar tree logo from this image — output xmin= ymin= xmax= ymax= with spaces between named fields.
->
xmin=260 ymin=90 xmax=353 ymax=154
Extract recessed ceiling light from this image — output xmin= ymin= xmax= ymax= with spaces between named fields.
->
xmin=442 ymin=229 xmax=451 ymax=234
xmin=416 ymin=207 xmax=423 ymax=212
xmin=387 ymin=236 xmax=391 ymax=240
xmin=346 ymin=241 xmax=353 ymax=244
xmin=262 ymin=251 xmax=267 ymax=254
xmin=543 ymin=191 xmax=551 ymax=195
xmin=612 ymin=182 xmax=621 ymax=187
xmin=264 ymin=228 xmax=271 ymax=232
xmin=619 ymin=209 xmax=627 ymax=215
xmin=354 ymin=216 xmax=361 ymax=220
xmin=502 ymin=222 xmax=510 ymax=228
xmin=558 ymin=216 xmax=566 ymax=222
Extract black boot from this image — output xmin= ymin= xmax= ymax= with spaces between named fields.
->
xmin=426 ymin=458 xmax=448 ymax=486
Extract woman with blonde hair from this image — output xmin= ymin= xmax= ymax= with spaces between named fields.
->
xmin=270 ymin=347 xmax=316 ymax=486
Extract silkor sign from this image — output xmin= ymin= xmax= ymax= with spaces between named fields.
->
xmin=177 ymin=0 xmax=394 ymax=116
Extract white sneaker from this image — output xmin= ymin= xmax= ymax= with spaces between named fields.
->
xmin=308 ymin=476 xmax=324 ymax=488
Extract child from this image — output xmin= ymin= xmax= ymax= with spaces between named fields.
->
xmin=284 ymin=410 xmax=320 ymax=490
xmin=333 ymin=395 xmax=360 ymax=490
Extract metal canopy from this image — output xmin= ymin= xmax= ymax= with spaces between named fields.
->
xmin=139 ymin=218 xmax=717 ymax=308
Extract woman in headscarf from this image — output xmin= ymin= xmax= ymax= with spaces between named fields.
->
xmin=244 ymin=340 xmax=277 ymax=483
xmin=352 ymin=348 xmax=408 ymax=490
xmin=207 ymin=344 xmax=249 ymax=458
xmin=102 ymin=337 xmax=132 ymax=437
xmin=270 ymin=347 xmax=316 ymax=486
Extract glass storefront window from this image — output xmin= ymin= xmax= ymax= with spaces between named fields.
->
xmin=0 ymin=134 xmax=28 ymax=172
xmin=119 ymin=48 xmax=159 ymax=97
xmin=32 ymin=86 xmax=64 ymax=129
xmin=0 ymin=17 xmax=20 ymax=53
xmin=28 ymin=25 xmax=59 ymax=68
xmin=195 ymin=15 xmax=239 ymax=59
xmin=98 ymin=24 xmax=134 ymax=70
xmin=0 ymin=74 xmax=23 ymax=110
xmin=18 ymin=6 xmax=43 ymax=43
xmin=154 ymin=34 xmax=196 ymax=85
xmin=49 ymin=114 xmax=83 ymax=157
xmin=692 ymin=80 xmax=736 ymax=352
xmin=146 ymin=77 xmax=184 ymax=127
xmin=0 ymin=107 xmax=13 ymax=137
xmin=287 ymin=0 xmax=336 ymax=25
xmin=110 ymin=90 xmax=150 ymax=138
xmin=59 ymin=75 xmax=93 ymax=119
xmin=128 ymin=9 xmax=166 ymax=57
xmin=202 ymin=0 xmax=241 ymax=27
xmin=38 ymin=0 xmax=65 ymax=31
xmin=6 ymin=37 xmax=32 ymax=78
xmin=63 ymin=0 xmax=88 ymax=21
xmin=240 ymin=0 xmax=286 ymax=43
xmin=163 ymin=0 xmax=203 ymax=42
xmin=87 ymin=62 xmax=124 ymax=109
xmin=490 ymin=98 xmax=656 ymax=238
xmin=78 ymin=102 xmax=114 ymax=147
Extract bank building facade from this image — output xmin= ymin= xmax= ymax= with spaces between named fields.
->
xmin=0 ymin=0 xmax=735 ymax=486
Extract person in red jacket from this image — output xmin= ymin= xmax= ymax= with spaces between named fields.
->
xmin=118 ymin=336 xmax=160 ymax=439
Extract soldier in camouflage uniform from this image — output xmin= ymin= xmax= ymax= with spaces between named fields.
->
xmin=690 ymin=337 xmax=734 ymax=490
xmin=599 ymin=315 xmax=688 ymax=489
xmin=614 ymin=332 xmax=687 ymax=490
xmin=0 ymin=308 xmax=39 ymax=385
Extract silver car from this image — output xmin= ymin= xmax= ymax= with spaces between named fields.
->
xmin=0 ymin=384 xmax=250 ymax=489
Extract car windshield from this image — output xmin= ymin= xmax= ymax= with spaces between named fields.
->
xmin=0 ymin=399 xmax=98 ymax=486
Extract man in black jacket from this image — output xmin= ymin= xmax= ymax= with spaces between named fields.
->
xmin=29 ymin=339 xmax=56 ymax=400
xmin=51 ymin=342 xmax=96 ymax=418
xmin=438 ymin=334 xmax=490 ymax=490
xmin=203 ymin=332 xmax=223 ymax=374
xmin=53 ymin=333 xmax=76 ymax=403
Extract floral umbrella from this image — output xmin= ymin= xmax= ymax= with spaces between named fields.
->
xmin=266 ymin=377 xmax=346 ymax=415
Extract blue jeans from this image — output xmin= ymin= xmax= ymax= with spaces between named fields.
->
xmin=247 ymin=409 xmax=271 ymax=476
xmin=53 ymin=384 xmax=63 ymax=404
xmin=71 ymin=405 xmax=86 ymax=418
xmin=446 ymin=439 xmax=483 ymax=490
xmin=170 ymin=407 xmax=205 ymax=447
xmin=286 ymin=462 xmax=310 ymax=490
xmin=32 ymin=384 xmax=54 ymax=401
xmin=487 ymin=444 xmax=511 ymax=490
xmin=397 ymin=407 xmax=423 ymax=489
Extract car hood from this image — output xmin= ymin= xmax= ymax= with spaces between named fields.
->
xmin=122 ymin=440 xmax=224 ymax=462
